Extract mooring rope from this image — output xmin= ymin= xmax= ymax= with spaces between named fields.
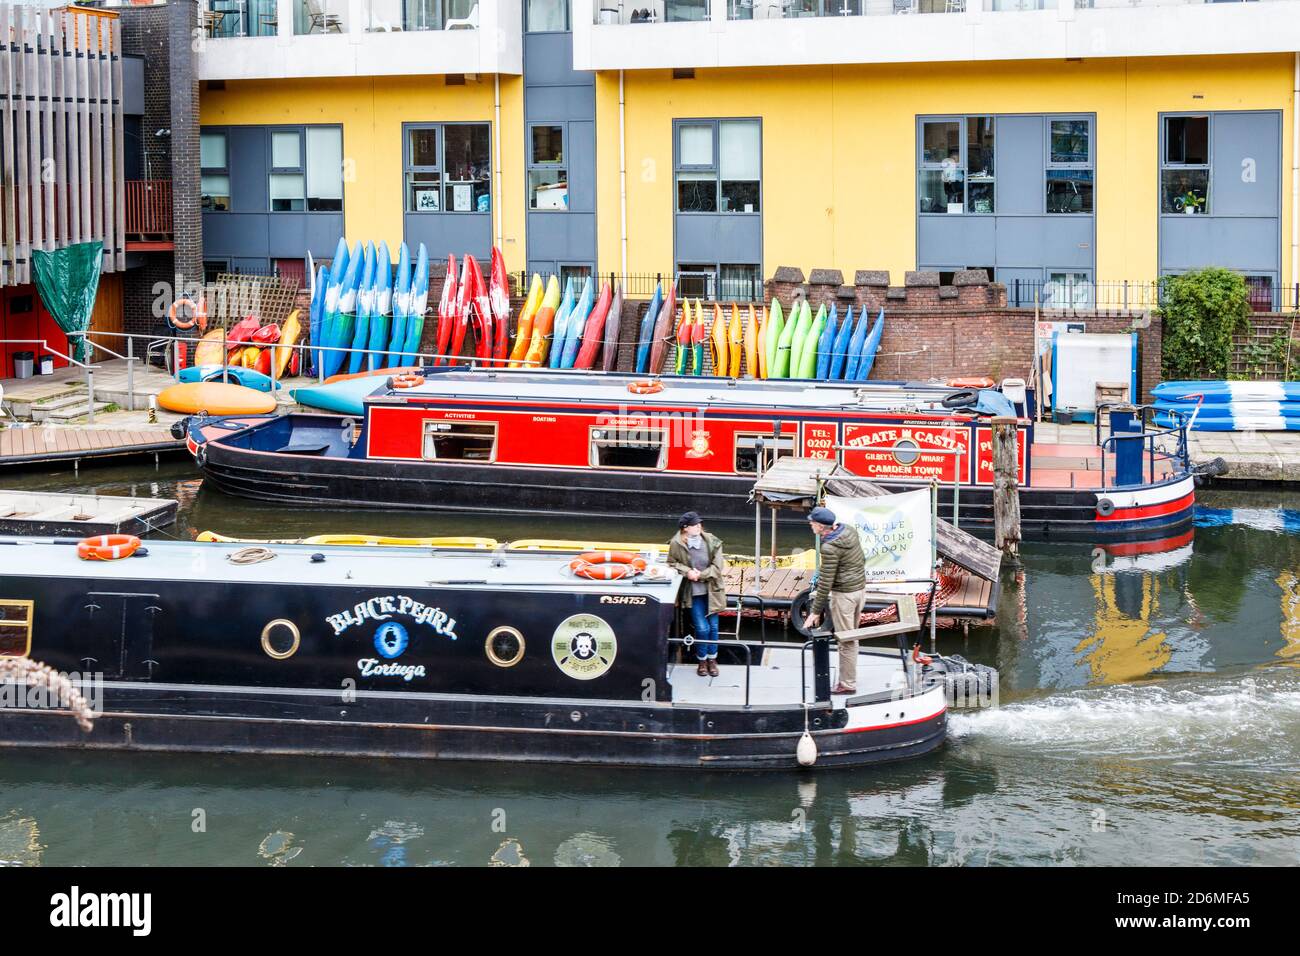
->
xmin=227 ymin=546 xmax=277 ymax=565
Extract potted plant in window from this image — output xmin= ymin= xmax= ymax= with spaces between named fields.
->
xmin=1180 ymin=191 xmax=1205 ymax=215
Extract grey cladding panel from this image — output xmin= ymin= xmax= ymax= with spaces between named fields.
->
xmin=523 ymin=33 xmax=585 ymax=87
xmin=122 ymin=55 xmax=144 ymax=116
xmin=202 ymin=213 xmax=270 ymax=258
xmin=403 ymin=213 xmax=492 ymax=263
xmin=1159 ymin=216 xmax=1279 ymax=274
xmin=268 ymin=215 xmax=345 ymax=260
xmin=917 ymin=215 xmax=995 ymax=267
xmin=992 ymin=116 xmax=1043 ymax=217
xmin=526 ymin=84 xmax=596 ymax=124
xmin=567 ymin=120 xmax=595 ymax=214
xmin=675 ymin=214 xmax=762 ymax=265
xmin=228 ymin=127 xmax=269 ymax=214
xmin=526 ymin=211 xmax=596 ymax=259
xmin=1211 ymin=111 xmax=1280 ymax=218
xmin=994 ymin=217 xmax=1092 ymax=270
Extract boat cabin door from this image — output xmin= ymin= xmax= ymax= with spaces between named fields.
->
xmin=81 ymin=592 xmax=162 ymax=680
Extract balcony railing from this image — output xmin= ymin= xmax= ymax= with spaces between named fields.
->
xmin=125 ymin=180 xmax=173 ymax=241
xmin=592 ymin=0 xmax=1277 ymax=23
xmin=201 ymin=0 xmax=479 ymax=36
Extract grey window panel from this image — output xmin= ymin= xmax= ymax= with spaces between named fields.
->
xmin=566 ymin=120 xmax=596 ymax=214
xmin=526 ymin=84 xmax=596 ymax=124
xmin=1210 ymin=111 xmax=1281 ymax=218
xmin=995 ymin=217 xmax=1092 ymax=270
xmin=1159 ymin=216 xmax=1280 ymax=274
xmin=523 ymin=33 xmax=585 ymax=88
xmin=228 ymin=127 xmax=269 ymax=214
xmin=675 ymin=213 xmax=762 ymax=266
xmin=202 ymin=213 xmax=271 ymax=259
xmin=123 ymin=56 xmax=145 ymax=116
xmin=528 ymin=260 xmax=558 ymax=276
xmin=527 ymin=211 xmax=596 ymax=262
xmin=403 ymin=212 xmax=492 ymax=263
xmin=917 ymin=215 xmax=995 ymax=267
xmin=993 ymin=115 xmax=1042 ymax=216
xmin=268 ymin=214 xmax=346 ymax=261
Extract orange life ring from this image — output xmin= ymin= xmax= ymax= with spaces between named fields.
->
xmin=168 ymin=297 xmax=208 ymax=332
xmin=569 ymin=551 xmax=649 ymax=580
xmin=77 ymin=534 xmax=142 ymax=561
xmin=627 ymin=380 xmax=663 ymax=395
xmin=390 ymin=374 xmax=424 ymax=389
xmin=947 ymin=376 xmax=994 ymax=390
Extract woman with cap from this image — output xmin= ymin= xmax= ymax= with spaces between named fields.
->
xmin=666 ymin=511 xmax=728 ymax=677
xmin=804 ymin=505 xmax=867 ymax=695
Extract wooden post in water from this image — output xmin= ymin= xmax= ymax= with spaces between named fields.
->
xmin=991 ymin=416 xmax=1021 ymax=564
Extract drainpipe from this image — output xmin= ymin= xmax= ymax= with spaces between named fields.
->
xmin=1292 ymin=51 xmax=1299 ymax=301
xmin=618 ymin=70 xmax=629 ymax=283
xmin=494 ymin=72 xmax=504 ymax=253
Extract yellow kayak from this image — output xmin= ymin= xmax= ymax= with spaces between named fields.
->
xmin=197 ymin=531 xmax=500 ymax=549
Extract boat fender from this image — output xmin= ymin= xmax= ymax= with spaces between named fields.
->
xmin=169 ymin=416 xmax=191 ymax=441
xmin=797 ymin=705 xmax=817 ymax=767
xmin=77 ymin=534 xmax=142 ymax=561
xmin=168 ymin=297 xmax=208 ymax=332
xmin=627 ymin=380 xmax=663 ymax=395
xmin=390 ymin=374 xmax=424 ymax=389
xmin=789 ymin=589 xmax=815 ymax=638
xmin=1096 ymin=496 xmax=1116 ymax=517
xmin=941 ymin=389 xmax=979 ymax=410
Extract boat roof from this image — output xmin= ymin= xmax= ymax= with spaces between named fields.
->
xmin=371 ymin=369 xmax=972 ymax=415
xmin=1 ymin=538 xmax=682 ymax=600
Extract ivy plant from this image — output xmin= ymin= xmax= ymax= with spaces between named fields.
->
xmin=1157 ymin=268 xmax=1252 ymax=380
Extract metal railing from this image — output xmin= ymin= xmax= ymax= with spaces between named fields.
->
xmin=124 ymin=180 xmax=173 ymax=239
xmin=1008 ymin=277 xmax=1299 ymax=313
xmin=1095 ymin=403 xmax=1192 ymax=488
xmin=508 ymin=270 xmax=766 ymax=303
xmin=0 ymin=340 xmax=102 ymax=424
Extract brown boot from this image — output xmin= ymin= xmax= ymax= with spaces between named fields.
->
xmin=706 ymin=660 xmax=719 ymax=678
xmin=697 ymin=661 xmax=709 ymax=677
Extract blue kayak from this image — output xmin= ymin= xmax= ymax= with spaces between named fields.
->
xmin=290 ymin=374 xmax=391 ymax=416
xmin=179 ymin=365 xmax=281 ymax=391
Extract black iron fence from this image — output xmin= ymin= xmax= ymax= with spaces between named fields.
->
xmin=1006 ymin=278 xmax=1300 ymax=313
xmin=507 ymin=271 xmax=766 ymax=303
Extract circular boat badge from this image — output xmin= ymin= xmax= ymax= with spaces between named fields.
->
xmin=374 ymin=621 xmax=410 ymax=659
xmin=551 ymin=614 xmax=618 ymax=680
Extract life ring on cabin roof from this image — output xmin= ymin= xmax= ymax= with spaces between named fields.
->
xmin=627 ymin=380 xmax=663 ymax=395
xmin=167 ymin=297 xmax=207 ymax=332
xmin=569 ymin=551 xmax=649 ymax=581
xmin=77 ymin=534 xmax=142 ymax=561
xmin=389 ymin=374 xmax=424 ymax=389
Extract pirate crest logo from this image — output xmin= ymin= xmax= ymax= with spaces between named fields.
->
xmin=551 ymin=614 xmax=618 ymax=680
xmin=684 ymin=430 xmax=713 ymax=459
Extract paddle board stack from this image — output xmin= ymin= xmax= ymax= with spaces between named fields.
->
xmin=1153 ymin=381 xmax=1300 ymax=432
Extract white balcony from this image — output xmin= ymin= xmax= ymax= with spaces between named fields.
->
xmin=195 ymin=0 xmax=522 ymax=81
xmin=575 ymin=0 xmax=1300 ymax=70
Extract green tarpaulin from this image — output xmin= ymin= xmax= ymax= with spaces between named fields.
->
xmin=31 ymin=241 xmax=104 ymax=364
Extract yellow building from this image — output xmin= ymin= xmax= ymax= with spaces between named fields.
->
xmin=194 ymin=0 xmax=1300 ymax=307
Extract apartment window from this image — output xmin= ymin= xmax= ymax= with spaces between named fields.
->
xmin=404 ymin=123 xmax=491 ymax=213
xmin=677 ymin=263 xmax=762 ymax=302
xmin=919 ymin=117 xmax=994 ymax=214
xmin=528 ymin=124 xmax=567 ymax=211
xmin=267 ymin=126 xmax=343 ymax=213
xmin=200 ymin=131 xmax=230 ymax=211
xmin=1245 ymin=275 xmax=1275 ymax=312
xmin=734 ymin=433 xmax=795 ymax=476
xmin=1162 ymin=115 xmax=1210 ymax=214
xmin=422 ymin=421 xmax=497 ymax=461
xmin=560 ymin=263 xmax=593 ymax=287
xmin=1046 ymin=118 xmax=1093 ymax=214
xmin=1045 ymin=271 xmax=1093 ymax=310
xmin=526 ymin=0 xmax=569 ymax=31
xmin=0 ymin=600 xmax=33 ymax=657
xmin=590 ymin=428 xmax=667 ymax=470
xmin=675 ymin=119 xmax=761 ymax=214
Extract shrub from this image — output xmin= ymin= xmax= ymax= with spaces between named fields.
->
xmin=1157 ymin=268 xmax=1252 ymax=379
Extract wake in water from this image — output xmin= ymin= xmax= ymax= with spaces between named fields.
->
xmin=949 ymin=667 xmax=1300 ymax=771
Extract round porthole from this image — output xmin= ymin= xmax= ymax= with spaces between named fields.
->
xmin=261 ymin=619 xmax=301 ymax=660
xmin=485 ymin=626 xmax=525 ymax=668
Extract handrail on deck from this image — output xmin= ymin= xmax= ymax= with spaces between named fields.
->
xmin=0 ymin=337 xmax=102 ymax=423
xmin=1094 ymin=403 xmax=1192 ymax=488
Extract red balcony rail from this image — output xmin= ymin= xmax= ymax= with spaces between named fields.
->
xmin=125 ymin=180 xmax=173 ymax=239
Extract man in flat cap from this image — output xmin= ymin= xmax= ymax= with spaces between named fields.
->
xmin=803 ymin=506 xmax=866 ymax=695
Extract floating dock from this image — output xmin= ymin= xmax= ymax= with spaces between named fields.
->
xmin=0 ymin=426 xmax=184 ymax=468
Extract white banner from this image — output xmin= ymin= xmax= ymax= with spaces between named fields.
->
xmin=824 ymin=490 xmax=933 ymax=591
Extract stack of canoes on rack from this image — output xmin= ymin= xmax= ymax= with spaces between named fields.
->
xmin=1152 ymin=380 xmax=1300 ymax=432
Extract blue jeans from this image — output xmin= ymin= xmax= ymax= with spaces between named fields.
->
xmin=690 ymin=595 xmax=719 ymax=661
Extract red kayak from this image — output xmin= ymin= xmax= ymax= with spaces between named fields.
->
xmin=489 ymin=246 xmax=511 ymax=367
xmin=450 ymin=255 xmax=474 ymax=365
xmin=434 ymin=254 xmax=457 ymax=366
xmin=464 ymin=254 xmax=493 ymax=364
xmin=226 ymin=315 xmax=261 ymax=352
xmin=574 ymin=281 xmax=612 ymax=370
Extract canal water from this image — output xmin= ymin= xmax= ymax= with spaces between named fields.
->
xmin=2 ymin=461 xmax=1298 ymax=866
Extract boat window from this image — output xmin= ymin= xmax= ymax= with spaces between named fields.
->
xmin=0 ymin=600 xmax=34 ymax=657
xmin=423 ymin=422 xmax=498 ymax=462
xmin=261 ymin=619 xmax=301 ymax=661
xmin=734 ymin=433 xmax=795 ymax=475
xmin=590 ymin=428 xmax=667 ymax=470
xmin=485 ymin=627 xmax=526 ymax=668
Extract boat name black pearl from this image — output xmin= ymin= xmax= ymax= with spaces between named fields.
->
xmin=326 ymin=595 xmax=459 ymax=640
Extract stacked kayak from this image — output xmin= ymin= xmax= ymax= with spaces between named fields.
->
xmin=1153 ymin=380 xmax=1300 ymax=431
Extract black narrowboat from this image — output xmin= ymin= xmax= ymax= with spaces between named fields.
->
xmin=0 ymin=537 xmax=986 ymax=770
